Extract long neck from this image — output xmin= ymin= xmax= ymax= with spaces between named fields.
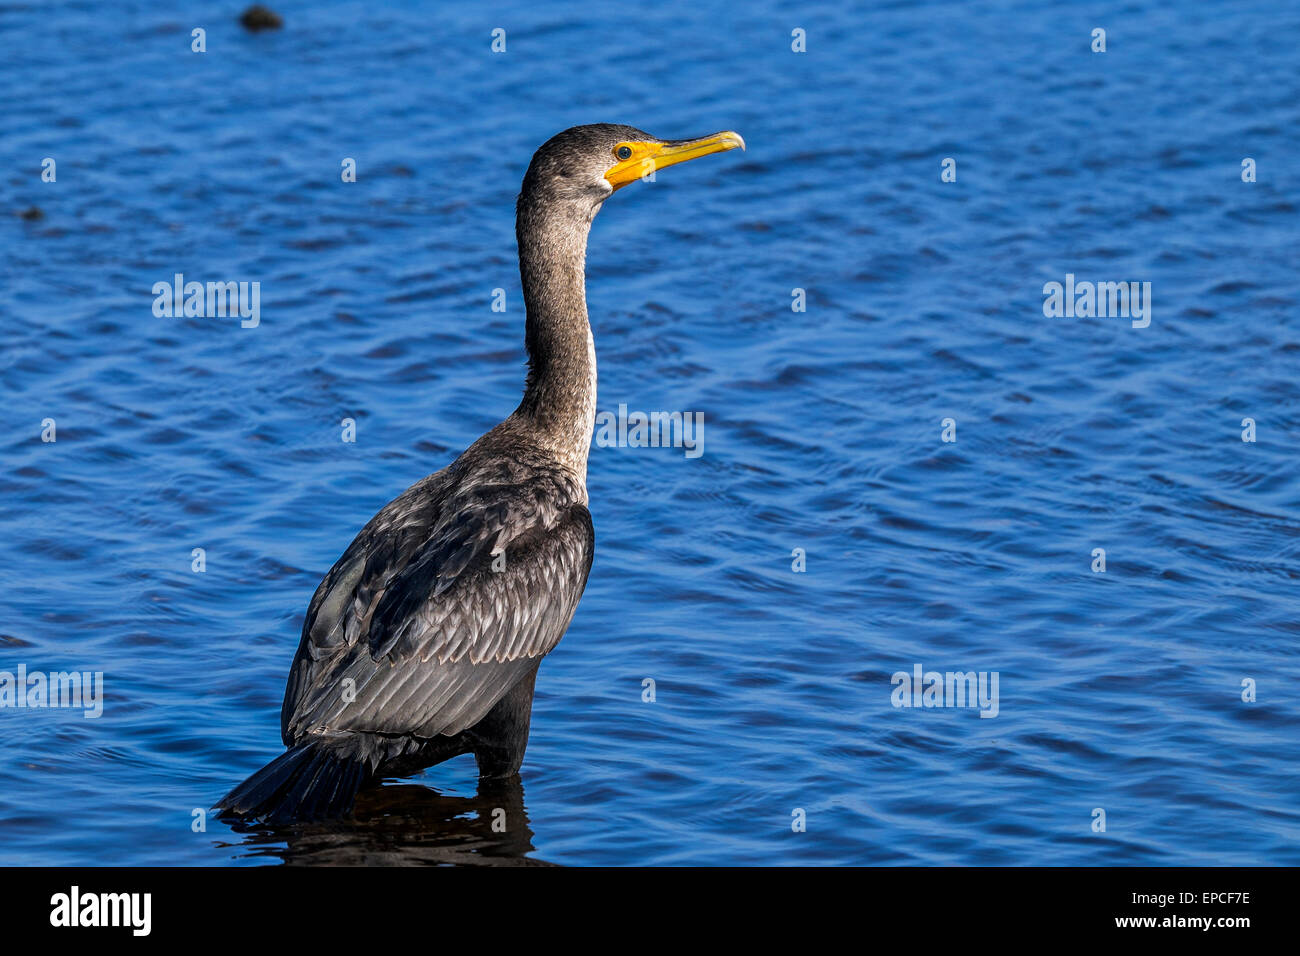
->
xmin=513 ymin=193 xmax=598 ymax=479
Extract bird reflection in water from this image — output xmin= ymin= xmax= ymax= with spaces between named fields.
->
xmin=216 ymin=770 xmax=553 ymax=866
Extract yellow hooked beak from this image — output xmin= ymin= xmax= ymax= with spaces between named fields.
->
xmin=604 ymin=131 xmax=746 ymax=190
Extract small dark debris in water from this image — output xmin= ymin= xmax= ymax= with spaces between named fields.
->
xmin=240 ymin=5 xmax=283 ymax=31
xmin=19 ymin=206 xmax=44 ymax=221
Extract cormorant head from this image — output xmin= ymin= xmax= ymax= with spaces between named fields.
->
xmin=519 ymin=123 xmax=745 ymax=216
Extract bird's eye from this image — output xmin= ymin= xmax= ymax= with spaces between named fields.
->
xmin=615 ymin=145 xmax=633 ymax=161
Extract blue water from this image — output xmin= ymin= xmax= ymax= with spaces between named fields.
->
xmin=2 ymin=0 xmax=1298 ymax=866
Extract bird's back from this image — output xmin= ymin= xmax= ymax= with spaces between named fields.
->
xmin=280 ymin=429 xmax=594 ymax=746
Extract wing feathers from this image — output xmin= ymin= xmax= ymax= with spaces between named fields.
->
xmin=281 ymin=464 xmax=593 ymax=743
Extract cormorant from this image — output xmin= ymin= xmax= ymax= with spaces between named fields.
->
xmin=216 ymin=124 xmax=744 ymax=823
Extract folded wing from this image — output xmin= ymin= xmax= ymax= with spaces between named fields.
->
xmin=281 ymin=468 xmax=594 ymax=744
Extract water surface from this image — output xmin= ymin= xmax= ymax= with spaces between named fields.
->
xmin=2 ymin=0 xmax=1298 ymax=865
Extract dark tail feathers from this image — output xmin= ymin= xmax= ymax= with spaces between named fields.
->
xmin=215 ymin=736 xmax=375 ymax=824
